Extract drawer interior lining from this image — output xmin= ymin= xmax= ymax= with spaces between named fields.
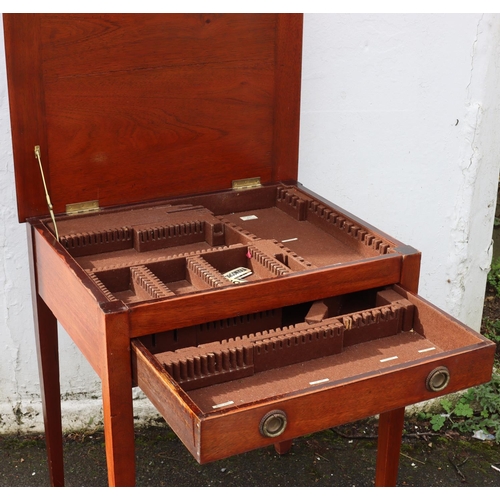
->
xmin=187 ymin=330 xmax=442 ymax=414
xmin=142 ymin=288 xmax=420 ymax=392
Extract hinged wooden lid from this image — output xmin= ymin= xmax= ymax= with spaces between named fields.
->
xmin=3 ymin=14 xmax=303 ymax=222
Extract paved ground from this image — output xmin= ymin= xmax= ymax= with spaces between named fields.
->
xmin=1 ymin=417 xmax=500 ymax=488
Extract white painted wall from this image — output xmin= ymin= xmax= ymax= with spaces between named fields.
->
xmin=299 ymin=13 xmax=500 ymax=327
xmin=1 ymin=13 xmax=499 ymax=433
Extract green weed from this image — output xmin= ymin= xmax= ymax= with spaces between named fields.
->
xmin=419 ymin=372 xmax=500 ymax=443
xmin=483 ymin=318 xmax=500 ymax=345
xmin=487 ymin=257 xmax=500 ymax=297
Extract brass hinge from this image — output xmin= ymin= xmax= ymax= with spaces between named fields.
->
xmin=232 ymin=177 xmax=262 ymax=190
xmin=34 ymin=145 xmax=59 ymax=241
xmin=66 ymin=200 xmax=100 ymax=216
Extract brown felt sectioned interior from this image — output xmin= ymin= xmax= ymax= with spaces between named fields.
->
xmin=55 ymin=185 xmax=395 ymax=303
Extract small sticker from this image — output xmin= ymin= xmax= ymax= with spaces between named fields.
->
xmin=418 ymin=347 xmax=436 ymax=353
xmin=212 ymin=401 xmax=234 ymax=409
xmin=281 ymin=238 xmax=298 ymax=243
xmin=223 ymin=267 xmax=252 ymax=283
xmin=240 ymin=215 xmax=258 ymax=221
xmin=380 ymin=356 xmax=398 ymax=363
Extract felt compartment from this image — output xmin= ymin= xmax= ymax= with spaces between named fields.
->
xmin=51 ymin=185 xmax=399 ymax=307
xmin=147 ymin=288 xmax=416 ymax=390
xmin=88 ymin=240 xmax=305 ymax=303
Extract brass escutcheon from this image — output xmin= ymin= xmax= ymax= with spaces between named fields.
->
xmin=259 ymin=410 xmax=287 ymax=438
xmin=426 ymin=366 xmax=450 ymax=392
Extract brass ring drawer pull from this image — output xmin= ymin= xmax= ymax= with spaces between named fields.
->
xmin=426 ymin=366 xmax=450 ymax=392
xmin=259 ymin=410 xmax=288 ymax=438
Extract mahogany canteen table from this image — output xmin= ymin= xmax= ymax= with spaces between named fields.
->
xmin=2 ymin=13 xmax=495 ymax=487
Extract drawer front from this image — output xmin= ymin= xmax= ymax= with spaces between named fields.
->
xmin=132 ymin=286 xmax=495 ymax=463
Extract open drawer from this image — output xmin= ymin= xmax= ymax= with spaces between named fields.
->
xmin=131 ymin=285 xmax=495 ymax=464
